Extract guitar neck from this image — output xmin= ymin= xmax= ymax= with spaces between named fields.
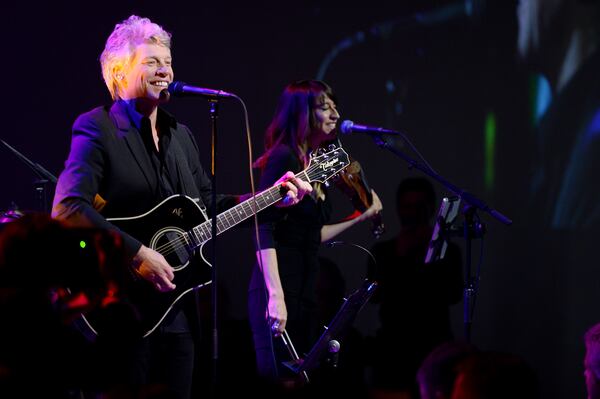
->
xmin=190 ymin=170 xmax=311 ymax=247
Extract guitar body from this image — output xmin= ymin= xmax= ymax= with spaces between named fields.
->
xmin=81 ymin=195 xmax=212 ymax=338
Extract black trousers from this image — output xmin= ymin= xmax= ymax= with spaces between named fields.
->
xmin=95 ymin=310 xmax=196 ymax=399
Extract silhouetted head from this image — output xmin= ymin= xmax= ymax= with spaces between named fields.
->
xmin=450 ymin=351 xmax=539 ymax=399
xmin=0 ymin=213 xmax=129 ymax=320
xmin=417 ymin=340 xmax=479 ymax=399
xmin=395 ymin=177 xmax=437 ymax=227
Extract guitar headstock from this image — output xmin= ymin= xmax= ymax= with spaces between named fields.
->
xmin=306 ymin=144 xmax=350 ymax=184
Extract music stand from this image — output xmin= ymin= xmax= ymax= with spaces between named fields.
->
xmin=425 ymin=196 xmax=461 ymax=264
xmin=282 ymin=279 xmax=378 ymax=377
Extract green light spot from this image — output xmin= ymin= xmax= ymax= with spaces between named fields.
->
xmin=79 ymin=240 xmax=87 ymax=249
xmin=484 ymin=112 xmax=496 ymax=192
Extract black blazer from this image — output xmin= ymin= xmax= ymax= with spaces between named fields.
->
xmin=53 ymin=100 xmax=236 ymax=255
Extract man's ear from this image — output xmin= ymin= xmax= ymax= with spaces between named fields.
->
xmin=113 ymin=64 xmax=127 ymax=86
xmin=114 ymin=69 xmax=124 ymax=82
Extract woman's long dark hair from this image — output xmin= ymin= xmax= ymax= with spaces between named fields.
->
xmin=254 ymin=80 xmax=337 ymax=169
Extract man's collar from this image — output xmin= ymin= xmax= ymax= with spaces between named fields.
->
xmin=111 ymin=99 xmax=177 ymax=131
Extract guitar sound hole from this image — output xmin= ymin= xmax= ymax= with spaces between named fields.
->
xmin=153 ymin=229 xmax=191 ymax=271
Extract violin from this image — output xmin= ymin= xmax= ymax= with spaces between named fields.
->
xmin=333 ymin=157 xmax=385 ymax=238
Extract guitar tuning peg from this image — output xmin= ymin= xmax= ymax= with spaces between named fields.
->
xmin=328 ymin=144 xmax=337 ymax=151
xmin=324 ymin=181 xmax=330 ymax=188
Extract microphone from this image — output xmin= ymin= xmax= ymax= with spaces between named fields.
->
xmin=327 ymin=339 xmax=340 ymax=368
xmin=340 ymin=120 xmax=400 ymax=136
xmin=159 ymin=89 xmax=170 ymax=102
xmin=168 ymin=81 xmax=237 ymax=99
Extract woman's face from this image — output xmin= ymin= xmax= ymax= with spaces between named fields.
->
xmin=311 ymin=94 xmax=340 ymax=144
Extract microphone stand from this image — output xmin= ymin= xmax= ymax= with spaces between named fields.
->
xmin=208 ymin=99 xmax=220 ymax=397
xmin=366 ymin=133 xmax=511 ymax=343
xmin=172 ymin=86 xmax=242 ymax=398
xmin=1 ymin=139 xmax=57 ymax=213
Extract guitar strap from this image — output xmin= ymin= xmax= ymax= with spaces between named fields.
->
xmin=165 ymin=132 xmax=197 ymax=197
xmin=166 ymin=129 xmax=209 ymax=221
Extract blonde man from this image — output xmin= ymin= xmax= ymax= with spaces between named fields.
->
xmin=53 ymin=15 xmax=310 ymax=398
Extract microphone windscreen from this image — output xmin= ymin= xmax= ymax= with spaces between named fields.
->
xmin=159 ymin=89 xmax=170 ymax=102
xmin=340 ymin=120 xmax=354 ymax=135
xmin=167 ymin=81 xmax=185 ymax=96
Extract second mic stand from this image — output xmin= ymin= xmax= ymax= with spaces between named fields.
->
xmin=369 ymin=133 xmax=511 ymax=343
xmin=461 ymin=204 xmax=486 ymax=342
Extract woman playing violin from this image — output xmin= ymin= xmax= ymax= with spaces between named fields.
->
xmin=247 ymin=79 xmax=383 ymax=386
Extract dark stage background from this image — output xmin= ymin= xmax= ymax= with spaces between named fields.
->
xmin=2 ymin=1 xmax=598 ymax=397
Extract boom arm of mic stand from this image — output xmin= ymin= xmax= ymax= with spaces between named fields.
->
xmin=371 ymin=134 xmax=509 ymax=343
xmin=373 ymin=136 xmax=512 ymax=226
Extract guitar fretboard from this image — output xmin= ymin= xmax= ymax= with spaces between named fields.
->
xmin=190 ymin=170 xmax=310 ymax=247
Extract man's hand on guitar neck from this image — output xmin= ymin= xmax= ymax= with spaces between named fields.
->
xmin=133 ymin=245 xmax=176 ymax=292
xmin=274 ymin=171 xmax=313 ymax=208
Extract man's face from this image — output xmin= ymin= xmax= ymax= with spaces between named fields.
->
xmin=516 ymin=0 xmax=562 ymax=62
xmin=119 ymin=43 xmax=173 ymax=102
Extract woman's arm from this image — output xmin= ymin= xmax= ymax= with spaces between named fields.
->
xmin=256 ymin=248 xmax=287 ymax=336
xmin=320 ymin=189 xmax=383 ymax=243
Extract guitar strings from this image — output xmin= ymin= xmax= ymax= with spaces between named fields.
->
xmin=154 ymin=167 xmax=320 ymax=257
